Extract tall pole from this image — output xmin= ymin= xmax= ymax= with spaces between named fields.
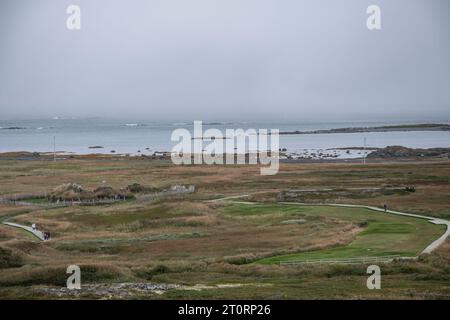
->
xmin=363 ymin=136 xmax=366 ymax=165
xmin=53 ymin=135 xmax=56 ymax=162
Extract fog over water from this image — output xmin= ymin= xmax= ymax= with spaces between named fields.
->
xmin=1 ymin=119 xmax=450 ymax=155
xmin=1 ymin=1 xmax=450 ymax=122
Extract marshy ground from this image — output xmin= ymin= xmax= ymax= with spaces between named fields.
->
xmin=0 ymin=157 xmax=449 ymax=299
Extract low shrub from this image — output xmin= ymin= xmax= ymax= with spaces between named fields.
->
xmin=0 ymin=264 xmax=122 ymax=287
xmin=0 ymin=247 xmax=23 ymax=269
xmin=357 ymin=220 xmax=369 ymax=228
xmin=135 ymin=264 xmax=172 ymax=280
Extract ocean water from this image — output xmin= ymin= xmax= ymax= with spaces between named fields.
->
xmin=1 ymin=118 xmax=450 ymax=156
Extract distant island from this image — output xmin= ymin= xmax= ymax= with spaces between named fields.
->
xmin=280 ymin=123 xmax=450 ymax=135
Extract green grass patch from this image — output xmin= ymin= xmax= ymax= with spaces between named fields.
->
xmin=220 ymin=203 xmax=446 ymax=265
xmin=54 ymin=232 xmax=207 ymax=253
xmin=68 ymin=204 xmax=201 ymax=227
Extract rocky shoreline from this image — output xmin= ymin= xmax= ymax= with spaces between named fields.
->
xmin=1 ymin=146 xmax=450 ymax=162
xmin=367 ymin=146 xmax=450 ymax=158
xmin=279 ymin=123 xmax=450 ymax=135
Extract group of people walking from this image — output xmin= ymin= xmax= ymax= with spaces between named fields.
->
xmin=31 ymin=223 xmax=51 ymax=241
xmin=43 ymin=231 xmax=51 ymax=240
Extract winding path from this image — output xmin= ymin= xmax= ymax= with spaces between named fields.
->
xmin=3 ymin=196 xmax=449 ymax=251
xmin=210 ymin=196 xmax=450 ymax=254
xmin=206 ymin=194 xmax=249 ymax=203
xmin=2 ymin=222 xmax=46 ymax=241
xmin=279 ymin=203 xmax=450 ymax=255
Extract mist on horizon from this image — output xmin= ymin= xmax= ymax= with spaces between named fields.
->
xmin=1 ymin=0 xmax=450 ymax=122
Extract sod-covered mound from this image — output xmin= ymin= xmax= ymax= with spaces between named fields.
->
xmin=49 ymin=183 xmax=94 ymax=201
xmin=48 ymin=183 xmax=133 ymax=202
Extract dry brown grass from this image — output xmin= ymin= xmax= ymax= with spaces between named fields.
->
xmin=0 ymin=158 xmax=449 ymax=299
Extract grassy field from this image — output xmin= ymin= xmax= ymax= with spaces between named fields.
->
xmin=228 ymin=204 xmax=446 ymax=264
xmin=0 ymin=158 xmax=449 ymax=299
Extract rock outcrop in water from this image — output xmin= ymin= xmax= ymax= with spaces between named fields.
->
xmin=280 ymin=123 xmax=450 ymax=135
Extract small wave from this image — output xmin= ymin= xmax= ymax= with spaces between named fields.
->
xmin=203 ymin=122 xmax=247 ymax=126
xmin=203 ymin=122 xmax=223 ymax=126
xmin=123 ymin=123 xmax=146 ymax=127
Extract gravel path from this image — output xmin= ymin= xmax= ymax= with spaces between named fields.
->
xmin=280 ymin=202 xmax=450 ymax=254
xmin=214 ymin=197 xmax=450 ymax=254
xmin=2 ymin=222 xmax=46 ymax=241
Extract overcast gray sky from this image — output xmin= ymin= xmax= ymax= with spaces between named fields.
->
xmin=0 ymin=0 xmax=449 ymax=121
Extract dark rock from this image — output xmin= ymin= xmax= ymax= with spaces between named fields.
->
xmin=367 ymin=146 xmax=450 ymax=158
